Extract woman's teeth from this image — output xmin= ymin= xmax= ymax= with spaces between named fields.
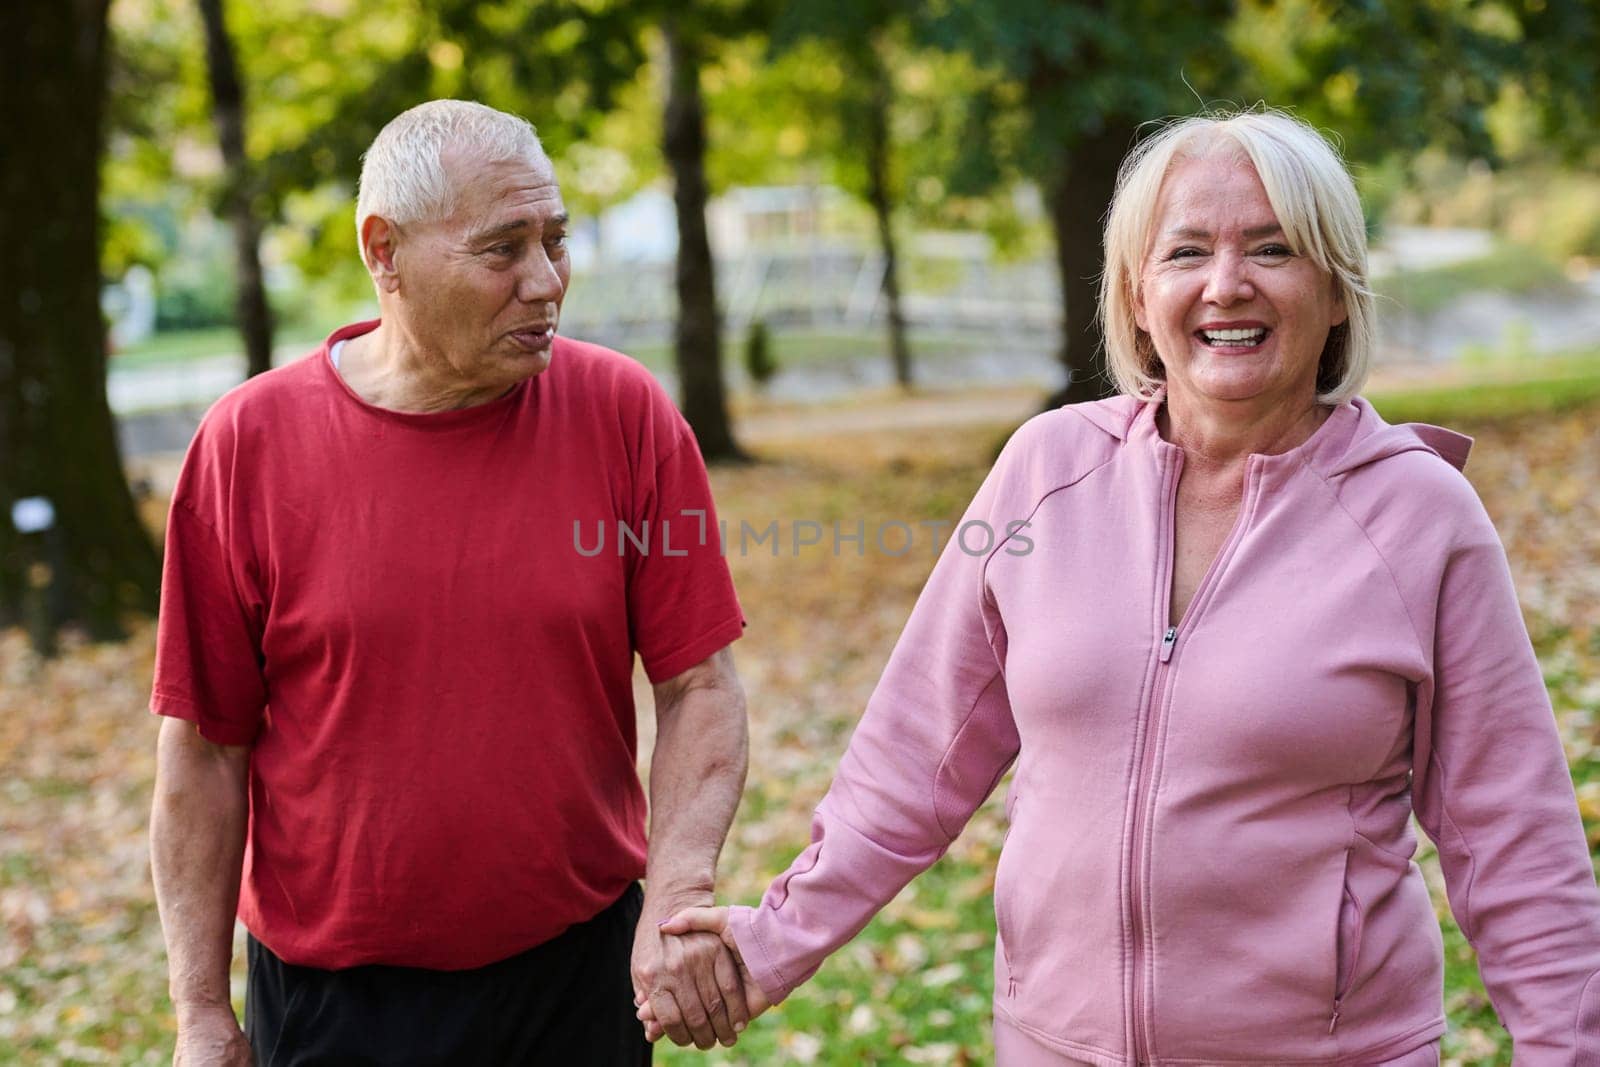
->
xmin=1200 ymin=328 xmax=1267 ymax=346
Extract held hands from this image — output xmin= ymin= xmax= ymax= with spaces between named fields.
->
xmin=636 ymin=906 xmax=772 ymax=1047
xmin=632 ymin=892 xmax=756 ymax=1050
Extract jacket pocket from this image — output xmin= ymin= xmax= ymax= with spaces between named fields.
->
xmin=1331 ymin=850 xmax=1366 ymax=1032
xmin=995 ymin=793 xmax=1019 ymax=997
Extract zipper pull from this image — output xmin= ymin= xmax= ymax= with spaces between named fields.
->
xmin=1007 ymin=975 xmax=1017 ymax=998
xmin=1328 ymin=1000 xmax=1341 ymax=1034
xmin=1159 ymin=627 xmax=1177 ymax=662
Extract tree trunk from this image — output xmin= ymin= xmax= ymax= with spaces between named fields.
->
xmin=197 ymin=0 xmax=274 ymax=378
xmin=1042 ymin=120 xmax=1138 ymax=408
xmin=662 ymin=19 xmax=746 ymax=462
xmin=0 ymin=0 xmax=161 ymax=640
xmin=863 ymin=44 xmax=912 ymax=390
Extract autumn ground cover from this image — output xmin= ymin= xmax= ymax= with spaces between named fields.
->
xmin=2 ymin=392 xmax=1597 ymax=1066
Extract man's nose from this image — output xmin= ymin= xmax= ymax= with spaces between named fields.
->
xmin=1202 ymin=251 xmax=1254 ymax=306
xmin=516 ymin=249 xmax=564 ymax=304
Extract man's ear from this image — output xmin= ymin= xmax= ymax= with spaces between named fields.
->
xmin=361 ymin=215 xmax=402 ymax=294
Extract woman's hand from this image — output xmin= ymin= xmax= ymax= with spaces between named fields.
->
xmin=636 ymin=907 xmax=773 ymax=1045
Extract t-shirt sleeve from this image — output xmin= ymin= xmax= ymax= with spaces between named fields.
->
xmin=150 ymin=430 xmax=268 ymax=746
xmin=626 ymin=415 xmax=745 ymax=684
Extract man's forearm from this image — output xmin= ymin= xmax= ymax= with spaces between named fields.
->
xmin=646 ymin=677 xmax=749 ymax=899
xmin=150 ymin=720 xmax=250 ymax=1016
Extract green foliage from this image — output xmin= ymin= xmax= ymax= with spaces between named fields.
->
xmin=744 ymin=318 xmax=777 ymax=387
xmin=153 ymin=273 xmax=235 ymax=332
xmin=914 ymin=0 xmax=1240 ymax=189
xmin=743 ymin=6 xmax=1003 ymax=240
xmin=1235 ymin=0 xmax=1600 ymax=166
xmin=104 ymin=0 xmax=213 ymax=279
xmin=105 ymin=0 xmax=669 ymax=297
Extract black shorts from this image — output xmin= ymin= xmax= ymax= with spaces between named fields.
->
xmin=245 ymin=883 xmax=651 ymax=1066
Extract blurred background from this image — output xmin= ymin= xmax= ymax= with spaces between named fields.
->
xmin=2 ymin=1 xmax=1598 ymax=1064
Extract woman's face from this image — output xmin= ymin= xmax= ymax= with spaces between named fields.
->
xmin=1136 ymin=154 xmax=1346 ymax=413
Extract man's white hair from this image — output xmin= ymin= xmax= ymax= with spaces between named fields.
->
xmin=355 ymin=99 xmax=546 ymax=249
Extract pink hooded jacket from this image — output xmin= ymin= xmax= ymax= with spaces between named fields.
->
xmin=729 ymin=395 xmax=1600 ymax=1065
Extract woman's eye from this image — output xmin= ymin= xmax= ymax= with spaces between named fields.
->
xmin=1167 ymin=247 xmax=1204 ymax=261
xmin=1256 ymin=244 xmax=1292 ymax=258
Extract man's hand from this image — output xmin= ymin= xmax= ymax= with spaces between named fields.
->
xmin=637 ymin=906 xmax=771 ymax=1045
xmin=637 ymin=646 xmax=751 ymax=1049
xmin=631 ymin=890 xmax=750 ymax=1049
xmin=173 ymin=1002 xmax=253 ymax=1066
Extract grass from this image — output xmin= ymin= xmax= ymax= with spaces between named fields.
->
xmin=1368 ymin=346 xmax=1600 ymax=424
xmin=110 ymin=326 xmax=327 ymax=369
xmin=1373 ymin=373 xmax=1600 ymax=425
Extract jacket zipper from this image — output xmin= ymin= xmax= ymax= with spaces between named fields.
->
xmin=1127 ymin=636 xmax=1178 ymax=1063
xmin=1127 ymin=451 xmax=1260 ymax=1064
xmin=1127 ymin=451 xmax=1182 ymax=1064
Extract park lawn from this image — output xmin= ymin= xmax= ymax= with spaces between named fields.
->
xmin=111 ymin=326 xmax=330 ymax=369
xmin=1369 ymin=346 xmax=1600 ymax=425
xmin=3 ymin=390 xmax=1598 ymax=1065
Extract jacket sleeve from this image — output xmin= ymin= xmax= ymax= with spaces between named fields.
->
xmin=728 ymin=443 xmax=1026 ymax=1004
xmin=1412 ymin=516 xmax=1600 ymax=1060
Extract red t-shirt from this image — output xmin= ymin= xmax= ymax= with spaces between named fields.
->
xmin=151 ymin=321 xmax=745 ymax=970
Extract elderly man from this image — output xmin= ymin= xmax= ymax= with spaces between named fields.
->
xmin=149 ymin=99 xmax=750 ymax=1064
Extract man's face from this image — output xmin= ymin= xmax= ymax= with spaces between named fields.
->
xmin=389 ymin=150 xmax=571 ymax=389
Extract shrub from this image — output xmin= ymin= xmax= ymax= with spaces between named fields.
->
xmin=745 ymin=318 xmax=777 ymax=389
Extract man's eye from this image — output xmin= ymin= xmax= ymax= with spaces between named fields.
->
xmin=489 ymin=243 xmax=518 ymax=256
xmin=547 ymin=234 xmax=568 ymax=249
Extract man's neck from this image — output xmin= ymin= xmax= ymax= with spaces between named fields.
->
xmin=339 ymin=323 xmax=510 ymax=413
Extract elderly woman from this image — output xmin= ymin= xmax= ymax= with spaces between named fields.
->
xmin=644 ymin=110 xmax=1600 ymax=1063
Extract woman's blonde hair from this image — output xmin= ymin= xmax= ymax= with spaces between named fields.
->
xmin=1100 ymin=108 xmax=1374 ymax=403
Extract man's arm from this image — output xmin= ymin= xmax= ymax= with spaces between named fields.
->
xmin=632 ymin=645 xmax=751 ymax=1050
xmin=150 ymin=716 xmax=253 ymax=1066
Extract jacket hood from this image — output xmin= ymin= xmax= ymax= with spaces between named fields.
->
xmin=1325 ymin=398 xmax=1472 ymax=475
xmin=1070 ymin=393 xmax=1472 ymax=476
